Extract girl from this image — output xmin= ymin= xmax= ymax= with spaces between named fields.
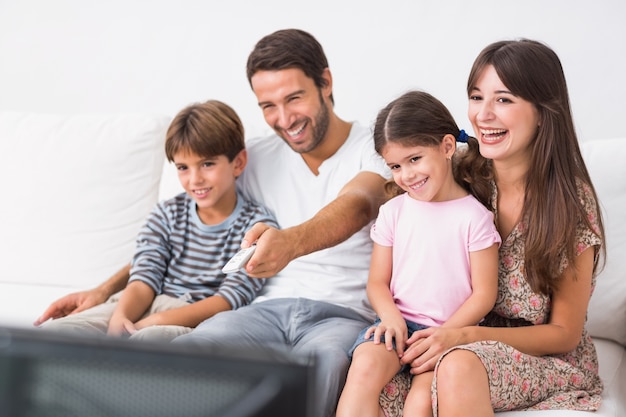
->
xmin=336 ymin=90 xmax=501 ymax=417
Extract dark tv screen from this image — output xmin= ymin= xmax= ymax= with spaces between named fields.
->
xmin=0 ymin=326 xmax=315 ymax=417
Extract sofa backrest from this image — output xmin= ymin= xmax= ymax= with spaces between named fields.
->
xmin=0 ymin=112 xmax=170 ymax=290
xmin=581 ymin=137 xmax=626 ymax=347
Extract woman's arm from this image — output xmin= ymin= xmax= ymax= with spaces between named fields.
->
xmin=402 ymin=246 xmax=595 ymax=374
xmin=442 ymin=244 xmax=499 ymax=328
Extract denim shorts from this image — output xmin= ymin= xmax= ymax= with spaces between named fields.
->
xmin=348 ymin=317 xmax=428 ymax=357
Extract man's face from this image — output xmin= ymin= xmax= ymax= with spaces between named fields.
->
xmin=251 ymin=68 xmax=330 ymax=154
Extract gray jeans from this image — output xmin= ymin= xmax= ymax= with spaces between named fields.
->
xmin=173 ymin=297 xmax=370 ymax=417
xmin=42 ymin=292 xmax=193 ymax=342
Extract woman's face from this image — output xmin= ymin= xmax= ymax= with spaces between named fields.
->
xmin=468 ymin=65 xmax=540 ymax=164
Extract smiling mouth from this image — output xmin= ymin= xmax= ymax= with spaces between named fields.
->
xmin=480 ymin=129 xmax=508 ymax=141
xmin=193 ymin=188 xmax=210 ymax=196
xmin=284 ymin=121 xmax=307 ymax=138
xmin=408 ymin=177 xmax=427 ymax=191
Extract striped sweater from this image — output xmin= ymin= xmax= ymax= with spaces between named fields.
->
xmin=129 ymin=191 xmax=278 ymax=309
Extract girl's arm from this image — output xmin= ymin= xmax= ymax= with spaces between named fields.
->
xmin=403 ymin=246 xmax=596 ymax=373
xmin=442 ymin=243 xmax=499 ymax=328
xmin=366 ymin=243 xmax=408 ymax=355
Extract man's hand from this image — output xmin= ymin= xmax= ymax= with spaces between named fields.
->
xmin=33 ymin=287 xmax=110 ymax=326
xmin=242 ymin=223 xmax=299 ymax=278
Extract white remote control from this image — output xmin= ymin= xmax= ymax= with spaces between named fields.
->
xmin=221 ymin=245 xmax=257 ymax=274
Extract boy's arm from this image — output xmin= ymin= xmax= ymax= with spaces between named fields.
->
xmin=108 ymin=280 xmax=155 ymax=336
xmin=34 ymin=263 xmax=131 ymax=326
xmin=134 ymin=295 xmax=232 ymax=329
xmin=243 ymin=171 xmax=388 ymax=278
xmin=442 ymin=244 xmax=499 ymax=328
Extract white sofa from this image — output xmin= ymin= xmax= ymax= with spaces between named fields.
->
xmin=0 ymin=112 xmax=624 ymax=416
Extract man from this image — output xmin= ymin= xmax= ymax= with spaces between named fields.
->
xmin=36 ymin=29 xmax=389 ymax=417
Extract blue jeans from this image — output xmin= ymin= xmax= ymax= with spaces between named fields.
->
xmin=173 ymin=298 xmax=370 ymax=417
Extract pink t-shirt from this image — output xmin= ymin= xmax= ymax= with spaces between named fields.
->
xmin=370 ymin=193 xmax=501 ymax=327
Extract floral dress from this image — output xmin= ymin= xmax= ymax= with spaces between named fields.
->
xmin=379 ymin=181 xmax=603 ymax=416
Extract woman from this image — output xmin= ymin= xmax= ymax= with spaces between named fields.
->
xmin=379 ymin=39 xmax=605 ymax=416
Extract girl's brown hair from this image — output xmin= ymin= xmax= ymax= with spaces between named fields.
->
xmin=373 ymin=90 xmax=489 ymax=203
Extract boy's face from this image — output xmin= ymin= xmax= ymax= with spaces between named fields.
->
xmin=251 ymin=67 xmax=332 ymax=155
xmin=173 ymin=150 xmax=245 ymax=224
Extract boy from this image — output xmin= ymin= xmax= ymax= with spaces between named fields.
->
xmin=42 ymin=100 xmax=277 ymax=342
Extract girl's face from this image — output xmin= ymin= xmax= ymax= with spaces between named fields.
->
xmin=468 ymin=65 xmax=540 ymax=165
xmin=382 ymin=137 xmax=457 ymax=202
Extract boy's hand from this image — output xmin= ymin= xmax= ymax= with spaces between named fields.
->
xmin=107 ymin=315 xmax=136 ymax=337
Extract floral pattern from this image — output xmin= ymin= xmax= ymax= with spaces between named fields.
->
xmin=379 ymin=181 xmax=603 ymax=416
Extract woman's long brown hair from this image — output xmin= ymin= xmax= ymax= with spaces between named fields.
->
xmin=456 ymin=39 xmax=605 ymax=295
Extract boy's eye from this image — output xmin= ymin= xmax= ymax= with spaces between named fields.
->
xmin=202 ymin=161 xmax=215 ymax=168
xmin=410 ymin=156 xmax=420 ymax=163
xmin=176 ymin=165 xmax=187 ymax=171
xmin=389 ymin=164 xmax=400 ymax=171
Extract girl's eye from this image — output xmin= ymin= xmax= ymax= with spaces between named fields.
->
xmin=410 ymin=156 xmax=420 ymax=163
xmin=469 ymin=94 xmax=482 ymax=101
xmin=389 ymin=164 xmax=400 ymax=171
xmin=497 ymin=97 xmax=513 ymax=104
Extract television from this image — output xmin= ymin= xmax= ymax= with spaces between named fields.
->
xmin=0 ymin=326 xmax=315 ymax=417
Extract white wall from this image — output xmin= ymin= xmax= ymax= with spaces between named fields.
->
xmin=1 ymin=0 xmax=624 ymax=142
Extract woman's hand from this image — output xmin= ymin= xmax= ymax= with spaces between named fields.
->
xmin=401 ymin=327 xmax=467 ymax=374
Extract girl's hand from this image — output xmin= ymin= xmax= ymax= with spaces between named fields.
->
xmin=401 ymin=327 xmax=466 ymax=374
xmin=365 ymin=317 xmax=408 ymax=357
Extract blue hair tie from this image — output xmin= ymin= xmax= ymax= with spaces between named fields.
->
xmin=457 ymin=129 xmax=469 ymax=143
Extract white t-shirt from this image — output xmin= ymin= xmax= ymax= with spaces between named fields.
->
xmin=371 ymin=193 xmax=501 ymax=327
xmin=237 ymin=122 xmax=389 ymax=320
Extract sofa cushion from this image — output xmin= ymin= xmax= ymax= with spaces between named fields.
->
xmin=0 ymin=112 xmax=170 ymax=291
xmin=581 ymin=138 xmax=626 ymax=347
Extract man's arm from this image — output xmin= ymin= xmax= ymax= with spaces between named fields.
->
xmin=243 ymin=171 xmax=387 ymax=278
xmin=34 ymin=263 xmax=131 ymax=326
